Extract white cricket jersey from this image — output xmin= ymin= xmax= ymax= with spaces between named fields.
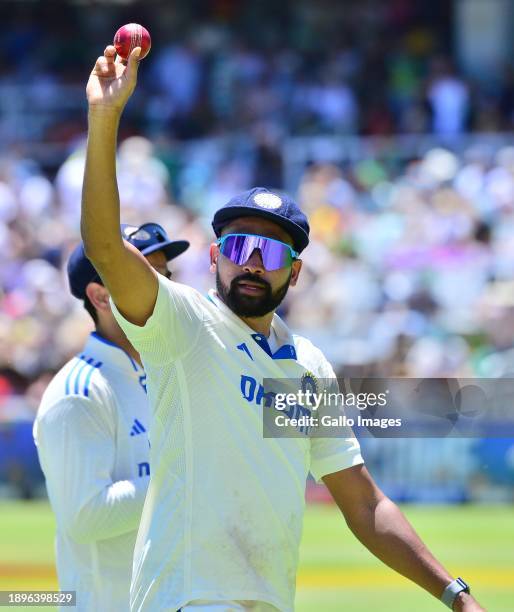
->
xmin=33 ymin=332 xmax=151 ymax=612
xmin=111 ymin=276 xmax=363 ymax=612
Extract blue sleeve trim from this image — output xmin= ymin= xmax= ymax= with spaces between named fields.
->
xmin=65 ymin=355 xmax=103 ymax=397
xmin=83 ymin=361 xmax=103 ymax=397
xmin=65 ymin=355 xmax=84 ymax=395
xmin=74 ymin=358 xmax=95 ymax=394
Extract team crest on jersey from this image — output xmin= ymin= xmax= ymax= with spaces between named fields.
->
xmin=253 ymin=192 xmax=282 ymax=209
xmin=301 ymin=371 xmax=319 ymax=396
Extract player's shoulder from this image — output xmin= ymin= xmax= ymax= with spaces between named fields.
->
xmin=292 ymin=333 xmax=334 ymax=377
xmin=291 ymin=332 xmax=325 ymax=360
xmin=35 ymin=354 xmax=118 ymax=442
xmin=159 ymin=275 xmax=201 ymax=300
xmin=39 ymin=353 xmax=111 ymax=415
xmin=157 ymin=276 xmax=209 ymax=316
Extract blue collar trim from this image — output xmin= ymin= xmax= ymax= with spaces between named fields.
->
xmin=91 ymin=331 xmax=118 ymax=348
xmin=250 ymin=333 xmax=297 ymax=360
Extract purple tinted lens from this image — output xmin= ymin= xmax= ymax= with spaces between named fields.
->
xmin=220 ymin=235 xmax=292 ymax=270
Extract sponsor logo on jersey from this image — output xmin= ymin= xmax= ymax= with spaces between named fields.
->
xmin=139 ymin=374 xmax=147 ymax=393
xmin=138 ymin=462 xmax=150 ymax=477
xmin=130 ymin=418 xmax=147 ymax=436
xmin=240 ymin=374 xmax=312 ymax=434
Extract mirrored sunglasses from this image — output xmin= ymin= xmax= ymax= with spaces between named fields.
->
xmin=217 ymin=233 xmax=299 ymax=271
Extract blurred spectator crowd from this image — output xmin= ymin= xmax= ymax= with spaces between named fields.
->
xmin=1 ymin=0 xmax=514 ymax=156
xmin=1 ymin=0 xmax=514 ymax=411
xmin=4 ymin=136 xmax=514 ymax=413
xmin=1 ymin=0 xmax=514 ymax=499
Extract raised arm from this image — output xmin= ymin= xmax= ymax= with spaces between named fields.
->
xmin=82 ymin=44 xmax=157 ymax=326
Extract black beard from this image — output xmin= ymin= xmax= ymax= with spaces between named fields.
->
xmin=216 ymin=269 xmax=291 ymax=317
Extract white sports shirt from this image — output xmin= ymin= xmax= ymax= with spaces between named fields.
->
xmin=112 ymin=276 xmax=363 ymax=612
xmin=33 ymin=332 xmax=151 ymax=611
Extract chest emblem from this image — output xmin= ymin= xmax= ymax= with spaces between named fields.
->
xmin=301 ymin=371 xmax=319 ymax=396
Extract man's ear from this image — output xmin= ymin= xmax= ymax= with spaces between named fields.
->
xmin=209 ymin=243 xmax=219 ymax=274
xmin=289 ymin=259 xmax=302 ymax=287
xmin=85 ymin=282 xmax=111 ymax=312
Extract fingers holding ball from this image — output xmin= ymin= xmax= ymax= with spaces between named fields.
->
xmin=103 ymin=45 xmax=117 ymax=59
xmin=113 ymin=24 xmax=151 ymax=61
xmin=92 ymin=55 xmax=114 ymax=76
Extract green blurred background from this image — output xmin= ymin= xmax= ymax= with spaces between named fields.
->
xmin=1 ymin=501 xmax=513 ymax=611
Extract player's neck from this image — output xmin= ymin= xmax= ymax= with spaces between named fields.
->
xmin=239 ymin=312 xmax=274 ymax=337
xmin=214 ymin=290 xmax=274 ymax=337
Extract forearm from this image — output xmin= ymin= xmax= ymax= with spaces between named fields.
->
xmin=81 ymin=109 xmax=124 ymax=263
xmin=348 ymin=496 xmax=452 ymax=599
xmin=68 ymin=476 xmax=148 ymax=543
xmin=326 ymin=466 xmax=483 ymax=610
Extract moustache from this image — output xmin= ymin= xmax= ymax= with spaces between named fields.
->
xmin=231 ymin=274 xmax=271 ymax=291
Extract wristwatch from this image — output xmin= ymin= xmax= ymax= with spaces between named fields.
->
xmin=441 ymin=577 xmax=471 ymax=609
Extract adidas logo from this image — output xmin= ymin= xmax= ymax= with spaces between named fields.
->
xmin=237 ymin=343 xmax=254 ymax=361
xmin=130 ymin=418 xmax=147 ymax=436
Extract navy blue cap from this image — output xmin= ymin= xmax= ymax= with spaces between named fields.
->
xmin=212 ymin=187 xmax=310 ymax=253
xmin=67 ymin=223 xmax=189 ymax=300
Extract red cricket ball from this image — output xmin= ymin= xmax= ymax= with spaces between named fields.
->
xmin=113 ymin=23 xmax=151 ymax=60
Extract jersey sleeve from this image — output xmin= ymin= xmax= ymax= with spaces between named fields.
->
xmin=34 ymin=384 xmax=148 ymax=543
xmin=110 ymin=275 xmax=204 ymax=365
xmin=309 ymin=361 xmax=364 ymax=483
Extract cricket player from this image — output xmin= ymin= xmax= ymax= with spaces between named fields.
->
xmin=80 ymin=46 xmax=484 ymax=611
xmin=33 ymin=223 xmax=189 ymax=611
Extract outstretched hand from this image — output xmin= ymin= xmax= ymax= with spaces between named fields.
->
xmin=86 ymin=45 xmax=141 ymax=113
xmin=453 ymin=592 xmax=486 ymax=611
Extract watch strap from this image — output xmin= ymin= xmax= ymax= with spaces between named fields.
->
xmin=441 ymin=577 xmax=470 ymax=609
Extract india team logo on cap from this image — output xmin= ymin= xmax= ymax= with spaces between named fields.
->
xmin=253 ymin=192 xmax=282 ymax=209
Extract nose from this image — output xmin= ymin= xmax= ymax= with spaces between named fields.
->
xmin=243 ymin=248 xmax=265 ymax=275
